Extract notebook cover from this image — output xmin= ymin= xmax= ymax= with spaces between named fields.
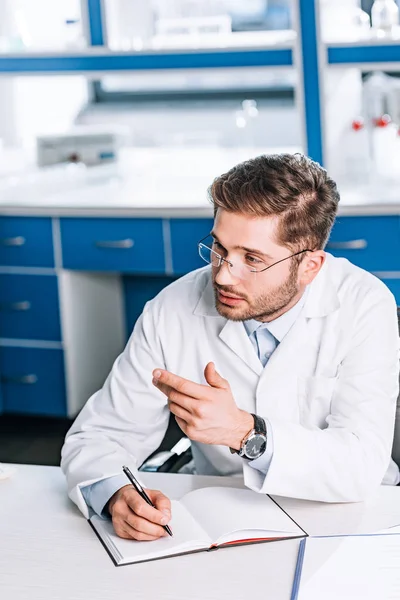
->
xmin=89 ymin=519 xmax=306 ymax=567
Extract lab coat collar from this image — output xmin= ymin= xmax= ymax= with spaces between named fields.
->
xmin=192 ymin=255 xmax=339 ymax=376
xmin=303 ymin=253 xmax=340 ymax=318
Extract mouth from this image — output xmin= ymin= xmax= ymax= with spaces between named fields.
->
xmin=217 ymin=291 xmax=245 ymax=306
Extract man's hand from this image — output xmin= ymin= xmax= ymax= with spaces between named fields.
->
xmin=108 ymin=485 xmax=171 ymax=541
xmin=152 ymin=362 xmax=253 ymax=449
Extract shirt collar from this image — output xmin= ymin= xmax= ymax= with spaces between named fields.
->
xmin=243 ymin=286 xmax=309 ymax=343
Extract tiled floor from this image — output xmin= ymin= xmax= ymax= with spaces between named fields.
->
xmin=0 ymin=413 xmax=182 ymax=466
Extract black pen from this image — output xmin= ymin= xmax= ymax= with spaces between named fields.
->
xmin=122 ymin=465 xmax=173 ymax=537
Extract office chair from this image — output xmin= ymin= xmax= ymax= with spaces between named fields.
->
xmin=139 ymin=413 xmax=193 ymax=473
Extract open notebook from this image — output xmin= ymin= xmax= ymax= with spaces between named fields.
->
xmin=89 ymin=486 xmax=306 ymax=566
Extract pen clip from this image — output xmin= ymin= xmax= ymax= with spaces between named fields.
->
xmin=122 ymin=465 xmax=144 ymax=493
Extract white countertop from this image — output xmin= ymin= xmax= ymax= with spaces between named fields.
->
xmin=1 ymin=464 xmax=400 ymax=600
xmin=0 ymin=147 xmax=399 ymax=217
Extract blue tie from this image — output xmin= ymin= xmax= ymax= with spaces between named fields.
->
xmin=253 ymin=325 xmax=278 ymax=367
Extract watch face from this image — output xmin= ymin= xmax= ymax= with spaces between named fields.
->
xmin=245 ymin=435 xmax=267 ymax=459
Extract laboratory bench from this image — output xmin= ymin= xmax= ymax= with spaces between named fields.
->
xmin=0 ymin=179 xmax=399 ymax=418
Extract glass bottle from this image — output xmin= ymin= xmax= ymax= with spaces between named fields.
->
xmin=371 ymin=0 xmax=399 ymax=36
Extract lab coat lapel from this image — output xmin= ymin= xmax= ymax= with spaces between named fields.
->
xmin=257 ymin=254 xmax=341 ymax=399
xmin=193 ymin=271 xmax=263 ymax=376
xmin=219 ymin=319 xmax=263 ymax=376
xmin=258 ymin=315 xmax=310 ymax=390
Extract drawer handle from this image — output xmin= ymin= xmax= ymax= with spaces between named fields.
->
xmin=1 ymin=374 xmax=38 ymax=385
xmin=326 ymin=239 xmax=368 ymax=250
xmin=0 ymin=236 xmax=26 ymax=247
xmin=0 ymin=301 xmax=31 ymax=311
xmin=94 ymin=239 xmax=134 ymax=249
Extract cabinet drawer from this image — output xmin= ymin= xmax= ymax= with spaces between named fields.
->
xmin=170 ymin=218 xmax=213 ymax=274
xmin=327 ymin=216 xmax=400 ymax=272
xmin=0 ymin=274 xmax=61 ymax=341
xmin=0 ymin=217 xmax=54 ymax=268
xmin=0 ymin=347 xmax=67 ymax=416
xmin=60 ymin=218 xmax=165 ymax=273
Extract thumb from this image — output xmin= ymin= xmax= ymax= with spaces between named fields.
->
xmin=204 ymin=362 xmax=229 ymax=390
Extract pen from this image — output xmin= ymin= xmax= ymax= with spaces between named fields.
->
xmin=122 ymin=465 xmax=173 ymax=537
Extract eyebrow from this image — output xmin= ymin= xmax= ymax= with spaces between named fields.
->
xmin=210 ymin=231 xmax=274 ymax=260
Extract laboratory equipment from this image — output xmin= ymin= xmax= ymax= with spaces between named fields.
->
xmin=343 ymin=117 xmax=372 ymax=183
xmin=36 ymin=128 xmax=122 ymax=167
xmin=371 ymin=0 xmax=399 ymax=36
xmin=320 ymin=0 xmax=370 ymax=42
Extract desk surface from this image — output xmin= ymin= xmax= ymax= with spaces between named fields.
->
xmin=1 ymin=464 xmax=400 ymax=600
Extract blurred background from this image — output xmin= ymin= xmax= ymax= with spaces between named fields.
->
xmin=0 ymin=0 xmax=399 ymax=470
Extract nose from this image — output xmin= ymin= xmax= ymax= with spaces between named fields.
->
xmin=214 ymin=259 xmax=240 ymax=286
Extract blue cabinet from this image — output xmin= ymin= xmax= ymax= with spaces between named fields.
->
xmin=123 ymin=275 xmax=177 ymax=339
xmin=0 ymin=217 xmax=54 ymax=267
xmin=60 ymin=217 xmax=166 ymax=273
xmin=381 ymin=279 xmax=400 ymax=305
xmin=0 ymin=274 xmax=61 ymax=341
xmin=327 ymin=216 xmax=400 ymax=272
xmin=170 ymin=218 xmax=213 ymax=274
xmin=0 ymin=347 xmax=67 ymax=417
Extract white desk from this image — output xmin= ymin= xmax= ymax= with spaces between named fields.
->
xmin=1 ymin=465 xmax=400 ymax=600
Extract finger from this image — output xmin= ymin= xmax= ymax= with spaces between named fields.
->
xmin=152 ymin=369 xmax=206 ymax=398
xmin=175 ymin=415 xmax=189 ymax=435
xmin=124 ymin=512 xmax=168 ymax=538
xmin=168 ymin=389 xmax=197 ymax=412
xmin=116 ymin=519 xmax=164 ymax=541
xmin=204 ymin=362 xmax=230 ymax=390
xmin=151 ymin=490 xmax=172 ymax=518
xmin=125 ymin=489 xmax=170 ymax=527
xmin=152 ymin=379 xmax=174 ymax=397
xmin=169 ymin=401 xmax=192 ymax=424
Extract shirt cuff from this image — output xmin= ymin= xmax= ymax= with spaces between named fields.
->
xmin=81 ymin=474 xmax=130 ymax=518
xmin=248 ymin=418 xmax=274 ymax=475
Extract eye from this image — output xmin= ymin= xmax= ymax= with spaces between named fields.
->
xmin=213 ymin=241 xmax=226 ymax=254
xmin=246 ymin=255 xmax=263 ymax=265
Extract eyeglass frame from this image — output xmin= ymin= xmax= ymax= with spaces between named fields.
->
xmin=198 ymin=234 xmax=315 ymax=276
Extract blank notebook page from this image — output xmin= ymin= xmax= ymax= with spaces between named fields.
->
xmin=296 ymin=534 xmax=400 ymax=600
xmin=181 ymin=487 xmax=301 ymax=545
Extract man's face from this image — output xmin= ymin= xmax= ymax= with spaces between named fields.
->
xmin=211 ymin=210 xmax=307 ymax=322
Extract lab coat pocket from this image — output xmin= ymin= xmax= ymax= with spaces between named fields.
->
xmin=298 ymin=375 xmax=337 ymax=429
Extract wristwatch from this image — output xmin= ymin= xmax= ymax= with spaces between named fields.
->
xmin=230 ymin=413 xmax=267 ymax=461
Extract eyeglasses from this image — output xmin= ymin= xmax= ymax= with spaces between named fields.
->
xmin=198 ymin=234 xmax=313 ymax=281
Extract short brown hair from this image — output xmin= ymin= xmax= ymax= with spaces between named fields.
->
xmin=208 ymin=153 xmax=340 ymax=252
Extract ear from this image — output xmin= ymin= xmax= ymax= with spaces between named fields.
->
xmin=298 ymin=251 xmax=326 ymax=286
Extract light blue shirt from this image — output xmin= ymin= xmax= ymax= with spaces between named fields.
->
xmin=244 ymin=287 xmax=309 ymax=476
xmin=82 ymin=289 xmax=309 ymax=517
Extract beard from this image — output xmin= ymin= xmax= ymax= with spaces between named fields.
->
xmin=212 ymin=263 xmax=300 ymax=322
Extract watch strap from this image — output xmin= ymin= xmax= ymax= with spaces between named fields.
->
xmin=251 ymin=413 xmax=266 ymax=436
xmin=229 ymin=414 xmax=267 ymax=456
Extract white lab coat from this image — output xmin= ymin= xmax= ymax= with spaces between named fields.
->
xmin=61 ymin=254 xmax=400 ymax=517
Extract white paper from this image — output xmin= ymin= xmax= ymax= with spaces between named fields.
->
xmin=90 ymin=500 xmax=211 ymax=565
xmin=180 ymin=487 xmax=302 ymax=545
xmin=297 ymin=534 xmax=400 ymax=600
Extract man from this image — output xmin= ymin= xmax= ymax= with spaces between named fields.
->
xmin=61 ymin=153 xmax=400 ymax=543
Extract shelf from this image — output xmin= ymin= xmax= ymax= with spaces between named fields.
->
xmin=0 ymin=47 xmax=293 ymax=75
xmin=328 ymin=40 xmax=400 ymax=67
